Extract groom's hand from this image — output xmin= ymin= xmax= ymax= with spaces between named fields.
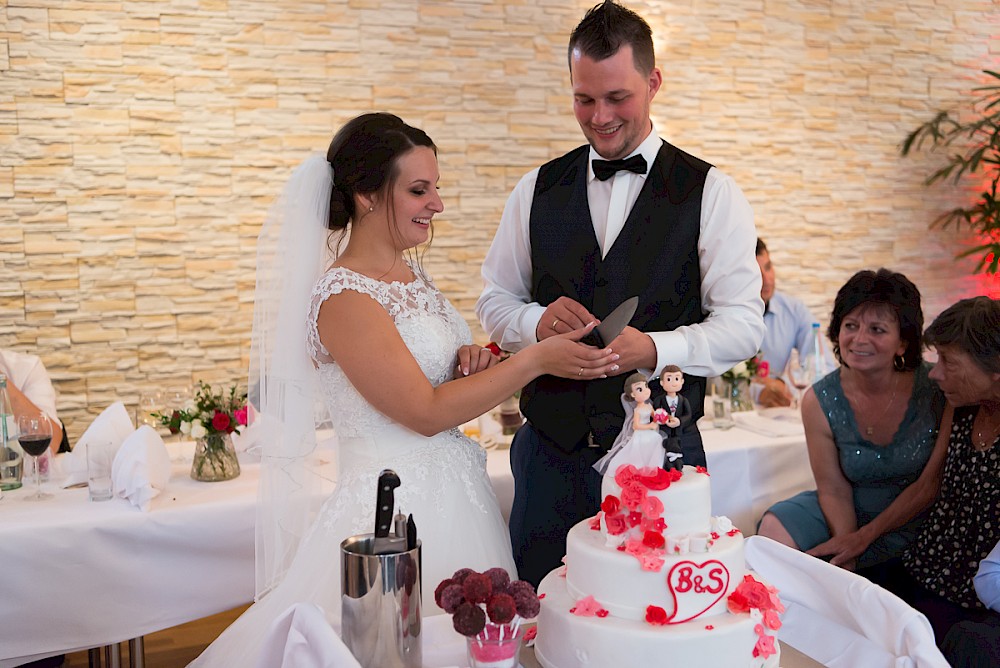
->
xmin=605 ymin=326 xmax=656 ymax=375
xmin=537 ymin=297 xmax=597 ymax=342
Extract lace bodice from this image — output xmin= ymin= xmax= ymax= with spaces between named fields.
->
xmin=306 ymin=264 xmax=472 ymax=438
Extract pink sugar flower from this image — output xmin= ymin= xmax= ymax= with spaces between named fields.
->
xmin=570 ymin=596 xmax=604 ymax=617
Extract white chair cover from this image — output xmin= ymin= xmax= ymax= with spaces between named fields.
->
xmin=744 ymin=535 xmax=949 ymax=668
xmin=254 ymin=603 xmax=361 ymax=668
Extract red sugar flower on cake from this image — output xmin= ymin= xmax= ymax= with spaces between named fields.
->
xmin=570 ymin=595 xmax=607 ymax=617
xmin=642 ymin=530 xmax=665 ymax=549
xmin=589 ymin=513 xmax=603 ymax=531
xmin=726 ymin=575 xmax=783 ymax=627
xmin=645 ymin=605 xmax=669 ymax=626
xmin=641 ymin=496 xmax=664 ymax=518
xmin=523 ymin=627 xmax=537 ymax=642
xmin=754 ymin=632 xmax=777 ymax=659
xmin=620 ymin=481 xmax=647 ymax=509
xmin=641 ymin=516 xmax=667 ymax=534
xmin=726 ymin=528 xmax=741 ymax=537
xmin=604 ymin=512 xmax=627 ymax=535
xmin=695 ymin=465 xmax=709 ymax=475
xmin=614 ymin=464 xmax=639 ymax=488
xmin=601 ymin=495 xmax=621 ymax=515
xmin=627 ymin=511 xmax=642 ymax=527
xmin=638 ymin=553 xmax=665 ymax=572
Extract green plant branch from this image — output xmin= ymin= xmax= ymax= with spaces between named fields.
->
xmin=901 ymin=69 xmax=1000 ymax=274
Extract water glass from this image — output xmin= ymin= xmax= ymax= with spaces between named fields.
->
xmin=86 ymin=441 xmax=114 ymax=502
xmin=712 ymin=393 xmax=734 ymax=430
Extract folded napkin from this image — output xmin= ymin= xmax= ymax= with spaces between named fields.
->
xmin=111 ymin=425 xmax=171 ymax=512
xmin=731 ymin=411 xmax=804 ymax=438
xmin=61 ymin=401 xmax=135 ymax=488
xmin=256 ymin=603 xmax=360 ymax=668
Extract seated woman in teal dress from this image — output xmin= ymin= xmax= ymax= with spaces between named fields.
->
xmin=758 ymin=269 xmax=946 ymax=577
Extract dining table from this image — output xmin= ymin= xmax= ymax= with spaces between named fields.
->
xmin=0 ymin=408 xmax=814 ymax=666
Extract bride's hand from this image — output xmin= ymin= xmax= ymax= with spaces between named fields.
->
xmin=456 ymin=344 xmax=499 ymax=377
xmin=535 ymin=322 xmax=620 ymax=380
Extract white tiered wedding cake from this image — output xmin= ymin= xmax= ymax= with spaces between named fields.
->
xmin=535 ymin=463 xmax=783 ymax=667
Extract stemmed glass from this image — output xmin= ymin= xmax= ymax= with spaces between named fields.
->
xmin=17 ymin=412 xmax=53 ymax=501
xmin=785 ymin=350 xmax=817 ymax=410
xmin=166 ymin=386 xmax=192 ymax=441
xmin=136 ymin=390 xmax=164 ymax=429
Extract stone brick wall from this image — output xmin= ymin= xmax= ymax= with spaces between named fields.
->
xmin=1 ymin=0 xmax=996 ymax=440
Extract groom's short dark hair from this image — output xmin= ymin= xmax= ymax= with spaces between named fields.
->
xmin=569 ymin=1 xmax=655 ymax=76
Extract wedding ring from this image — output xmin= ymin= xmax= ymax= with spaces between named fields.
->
xmin=578 ymin=367 xmax=584 ymax=376
xmin=552 ymin=318 xmax=560 ymax=330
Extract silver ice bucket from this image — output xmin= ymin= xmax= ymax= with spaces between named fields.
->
xmin=340 ymin=534 xmax=422 ymax=668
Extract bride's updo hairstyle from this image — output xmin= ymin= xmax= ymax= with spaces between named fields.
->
xmin=325 ymin=112 xmax=437 ymax=231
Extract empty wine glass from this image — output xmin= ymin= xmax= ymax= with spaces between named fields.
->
xmin=136 ymin=391 xmax=164 ymax=430
xmin=17 ymin=412 xmax=53 ymax=501
xmin=785 ymin=350 xmax=817 ymax=410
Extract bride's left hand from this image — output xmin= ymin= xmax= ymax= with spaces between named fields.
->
xmin=456 ymin=345 xmax=500 ymax=377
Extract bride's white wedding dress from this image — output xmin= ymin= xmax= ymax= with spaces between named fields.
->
xmin=191 ymin=265 xmax=516 ymax=666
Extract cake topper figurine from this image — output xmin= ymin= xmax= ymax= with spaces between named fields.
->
xmin=653 ymin=365 xmax=691 ymax=472
xmin=594 ymin=372 xmax=666 ymax=475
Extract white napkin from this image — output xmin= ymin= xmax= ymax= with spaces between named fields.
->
xmin=731 ymin=410 xmax=804 ymax=438
xmin=111 ymin=425 xmax=171 ymax=512
xmin=61 ymin=401 xmax=135 ymax=488
xmin=256 ymin=603 xmax=361 ymax=668
xmin=744 ymin=536 xmax=948 ymax=668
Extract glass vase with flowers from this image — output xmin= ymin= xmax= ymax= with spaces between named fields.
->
xmin=155 ymin=381 xmax=248 ymax=482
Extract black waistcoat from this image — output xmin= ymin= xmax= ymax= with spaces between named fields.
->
xmin=521 ymin=140 xmax=710 ymax=453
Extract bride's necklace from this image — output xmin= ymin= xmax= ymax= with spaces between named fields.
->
xmin=861 ymin=373 xmax=900 ymax=437
xmin=975 ymin=408 xmax=1000 ymax=451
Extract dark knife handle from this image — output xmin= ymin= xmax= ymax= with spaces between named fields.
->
xmin=374 ymin=469 xmax=401 ymax=538
xmin=406 ymin=513 xmax=417 ymax=551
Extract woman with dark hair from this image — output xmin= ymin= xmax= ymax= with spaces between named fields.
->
xmin=758 ymin=269 xmax=945 ymax=578
xmin=896 ymin=297 xmax=1000 ymax=655
xmin=192 ymin=113 xmax=618 ymax=665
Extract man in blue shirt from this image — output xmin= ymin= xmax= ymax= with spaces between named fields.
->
xmin=755 ymin=238 xmax=834 ymax=407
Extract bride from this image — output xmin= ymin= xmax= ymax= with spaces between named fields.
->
xmin=191 ymin=113 xmax=619 ymax=665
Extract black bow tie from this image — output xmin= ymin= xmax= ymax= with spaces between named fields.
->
xmin=592 ymin=154 xmax=648 ymax=181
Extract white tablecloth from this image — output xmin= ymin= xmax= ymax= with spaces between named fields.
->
xmin=0 ymin=448 xmax=261 ymax=666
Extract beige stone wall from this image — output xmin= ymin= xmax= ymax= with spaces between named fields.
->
xmin=1 ymin=0 xmax=996 ymax=440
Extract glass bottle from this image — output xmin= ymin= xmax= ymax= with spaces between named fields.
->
xmin=810 ymin=322 xmax=826 ymax=378
xmin=0 ymin=373 xmax=23 ymax=490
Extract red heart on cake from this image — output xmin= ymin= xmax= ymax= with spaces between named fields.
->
xmin=664 ymin=560 xmax=730 ymax=624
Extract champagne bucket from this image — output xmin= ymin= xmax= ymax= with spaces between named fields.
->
xmin=340 ymin=534 xmax=422 ymax=668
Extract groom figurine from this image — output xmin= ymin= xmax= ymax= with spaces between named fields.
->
xmin=475 ymin=0 xmax=764 ymax=587
xmin=652 ymin=365 xmax=692 ymax=471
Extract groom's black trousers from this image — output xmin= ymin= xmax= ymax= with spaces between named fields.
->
xmin=507 ymin=423 xmax=604 ymax=588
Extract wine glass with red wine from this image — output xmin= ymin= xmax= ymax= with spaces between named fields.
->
xmin=17 ymin=413 xmax=53 ymax=501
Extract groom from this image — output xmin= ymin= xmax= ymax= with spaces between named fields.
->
xmin=476 ymin=0 xmax=763 ymax=586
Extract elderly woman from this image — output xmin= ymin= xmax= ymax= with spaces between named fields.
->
xmin=898 ymin=296 xmax=1000 ymax=649
xmin=758 ymin=269 xmax=946 ymax=578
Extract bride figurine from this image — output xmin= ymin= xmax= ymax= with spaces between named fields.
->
xmin=191 ymin=113 xmax=617 ymax=666
xmin=594 ymin=372 xmax=665 ymax=475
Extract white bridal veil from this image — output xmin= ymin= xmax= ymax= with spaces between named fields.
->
xmin=249 ymin=154 xmax=337 ymax=599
